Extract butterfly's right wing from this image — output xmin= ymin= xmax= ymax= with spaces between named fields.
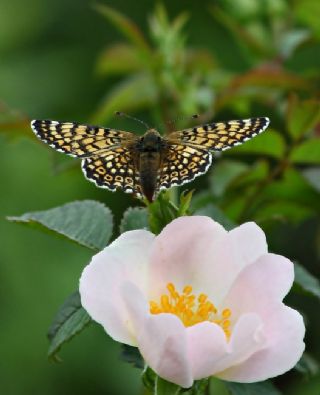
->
xmin=167 ymin=117 xmax=269 ymax=151
xmin=156 ymin=144 xmax=212 ymax=192
xmin=31 ymin=120 xmax=135 ymax=157
xmin=32 ymin=120 xmax=142 ymax=196
xmin=81 ymin=147 xmax=142 ymax=197
xmin=155 ymin=117 xmax=269 ymax=192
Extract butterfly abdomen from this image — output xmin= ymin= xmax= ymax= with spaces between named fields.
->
xmin=138 ymin=130 xmax=163 ymax=201
xmin=139 ymin=152 xmax=160 ymax=202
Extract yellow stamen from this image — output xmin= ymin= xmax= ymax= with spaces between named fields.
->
xmin=149 ymin=283 xmax=233 ymax=340
xmin=222 ymin=308 xmax=231 ymax=318
xmin=183 ymin=285 xmax=193 ymax=295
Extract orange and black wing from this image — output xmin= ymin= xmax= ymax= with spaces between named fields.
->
xmin=31 ymin=119 xmax=134 ymax=157
xmin=81 ymin=147 xmax=142 ymax=197
xmin=31 ymin=120 xmax=141 ymax=196
xmin=167 ymin=117 xmax=269 ymax=151
xmin=156 ymin=117 xmax=269 ymax=192
xmin=157 ymin=144 xmax=212 ymax=192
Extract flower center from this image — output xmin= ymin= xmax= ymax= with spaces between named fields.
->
xmin=149 ymin=283 xmax=232 ymax=339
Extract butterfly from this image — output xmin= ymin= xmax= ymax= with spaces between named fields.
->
xmin=31 ymin=117 xmax=269 ymax=201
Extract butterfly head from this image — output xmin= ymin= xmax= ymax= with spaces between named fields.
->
xmin=138 ymin=129 xmax=163 ymax=153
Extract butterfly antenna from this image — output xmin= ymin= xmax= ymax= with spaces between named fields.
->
xmin=163 ymin=114 xmax=199 ymax=130
xmin=115 ymin=111 xmax=150 ymax=129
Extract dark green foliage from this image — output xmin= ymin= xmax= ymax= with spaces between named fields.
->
xmin=8 ymin=200 xmax=113 ymax=251
xmin=2 ymin=1 xmax=320 ymax=395
xmin=295 ymin=353 xmax=319 ymax=377
xmin=225 ymin=381 xmax=282 ymax=395
xmin=119 ymin=206 xmax=149 ymax=233
xmin=294 ymin=263 xmax=320 ymax=299
xmin=148 ymin=190 xmax=193 ymax=234
xmin=155 ymin=376 xmax=182 ymax=395
xmin=120 ymin=345 xmax=144 ymax=369
xmin=47 ymin=292 xmax=91 ymax=360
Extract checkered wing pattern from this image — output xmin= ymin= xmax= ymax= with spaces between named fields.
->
xmin=167 ymin=117 xmax=269 ymax=151
xmin=157 ymin=144 xmax=212 ymax=191
xmin=31 ymin=120 xmax=135 ymax=157
xmin=81 ymin=147 xmax=142 ymax=196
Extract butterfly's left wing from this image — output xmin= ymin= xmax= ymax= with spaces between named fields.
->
xmin=31 ymin=120 xmax=135 ymax=157
xmin=167 ymin=117 xmax=269 ymax=151
xmin=157 ymin=144 xmax=212 ymax=192
xmin=81 ymin=147 xmax=142 ymax=197
xmin=32 ymin=120 xmax=143 ymax=197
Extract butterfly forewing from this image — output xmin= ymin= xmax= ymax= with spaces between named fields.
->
xmin=168 ymin=117 xmax=269 ymax=151
xmin=81 ymin=147 xmax=142 ymax=197
xmin=31 ymin=120 xmax=135 ymax=157
xmin=158 ymin=144 xmax=212 ymax=191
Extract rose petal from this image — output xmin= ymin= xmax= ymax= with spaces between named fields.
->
xmin=139 ymin=314 xmax=193 ymax=388
xmin=80 ymin=230 xmax=155 ymax=345
xmin=217 ymin=306 xmax=305 ymax=382
xmin=121 ymin=282 xmax=193 ymax=388
xmin=202 ymin=222 xmax=268 ymax=303
xmin=121 ymin=281 xmax=149 ymax=333
xmin=213 ymin=313 xmax=266 ymax=375
xmin=223 ymin=253 xmax=294 ymax=321
xmin=149 ymin=216 xmax=226 ymax=298
xmin=186 ymin=322 xmax=228 ymax=380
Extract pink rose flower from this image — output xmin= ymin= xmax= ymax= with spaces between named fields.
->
xmin=79 ymin=216 xmax=305 ymax=388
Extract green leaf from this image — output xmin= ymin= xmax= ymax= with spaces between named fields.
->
xmin=195 ymin=204 xmax=236 ymax=230
xmin=290 ymin=139 xmax=320 ymax=164
xmin=262 ymin=168 xmax=320 ymax=210
xmin=301 ymin=167 xmax=320 ymax=193
xmin=119 ymin=206 xmax=149 ymax=233
xmin=120 ymin=344 xmax=144 ymax=369
xmin=177 ymin=189 xmax=194 ymax=216
xmin=191 ymin=379 xmax=210 ymax=394
xmin=294 ymin=262 xmax=320 ymax=300
xmin=94 ymin=3 xmax=150 ymax=52
xmin=148 ymin=190 xmax=193 ymax=235
xmin=142 ymin=366 xmax=156 ymax=392
xmin=227 ymin=130 xmax=286 ymax=159
xmin=209 ymin=160 xmax=249 ymax=197
xmin=148 ymin=192 xmax=179 ymax=235
xmin=8 ymin=200 xmax=113 ymax=251
xmin=295 ymin=353 xmax=319 ymax=377
xmin=155 ymin=376 xmax=181 ymax=395
xmin=279 ymin=29 xmax=310 ymax=59
xmin=92 ymin=73 xmax=156 ymax=124
xmin=230 ymin=161 xmax=269 ymax=190
xmin=226 ymin=68 xmax=309 ymax=92
xmin=96 ymin=44 xmax=145 ymax=76
xmin=209 ymin=5 xmax=269 ymax=58
xmin=225 ymin=381 xmax=282 ymax=395
xmin=254 ymin=200 xmax=316 ymax=225
xmin=287 ymin=95 xmax=320 ymax=140
xmin=294 ymin=0 xmax=320 ymax=39
xmin=47 ymin=291 xmax=91 ymax=360
xmin=191 ymin=191 xmax=219 ymax=212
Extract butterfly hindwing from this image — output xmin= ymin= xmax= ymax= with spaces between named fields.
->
xmin=158 ymin=144 xmax=212 ymax=191
xmin=81 ymin=147 xmax=142 ymax=197
xmin=31 ymin=120 xmax=135 ymax=157
xmin=168 ymin=117 xmax=269 ymax=151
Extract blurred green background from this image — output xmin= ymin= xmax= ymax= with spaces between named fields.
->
xmin=1 ymin=0 xmax=320 ymax=394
